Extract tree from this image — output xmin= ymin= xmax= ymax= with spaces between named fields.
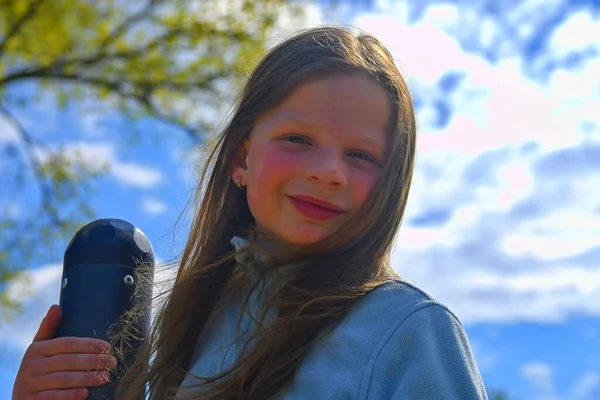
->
xmin=0 ymin=0 xmax=303 ymax=317
xmin=488 ymin=387 xmax=514 ymax=400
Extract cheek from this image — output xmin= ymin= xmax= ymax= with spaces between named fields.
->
xmin=252 ymin=146 xmax=300 ymax=179
xmin=247 ymin=146 xmax=301 ymax=228
xmin=351 ymin=171 xmax=381 ymax=208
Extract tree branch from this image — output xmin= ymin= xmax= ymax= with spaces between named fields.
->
xmin=139 ymin=97 xmax=205 ymax=141
xmin=40 ymin=70 xmax=225 ymax=97
xmin=0 ymin=103 xmax=61 ymax=226
xmin=0 ymin=28 xmax=182 ymax=86
xmin=97 ymin=0 xmax=162 ymax=51
xmin=0 ymin=0 xmax=48 ymax=57
xmin=0 ymin=23 xmax=250 ymax=86
xmin=14 ymin=71 xmax=220 ymax=140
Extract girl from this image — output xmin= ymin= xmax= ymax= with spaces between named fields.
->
xmin=13 ymin=26 xmax=488 ymax=399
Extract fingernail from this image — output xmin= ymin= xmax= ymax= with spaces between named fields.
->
xmin=99 ymin=341 xmax=111 ymax=352
xmin=105 ymin=356 xmax=117 ymax=369
xmin=100 ymin=370 xmax=111 ymax=382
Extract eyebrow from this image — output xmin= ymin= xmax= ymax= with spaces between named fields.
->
xmin=269 ymin=116 xmax=315 ymax=131
xmin=270 ymin=116 xmax=385 ymax=147
xmin=354 ymin=136 xmax=386 ymax=153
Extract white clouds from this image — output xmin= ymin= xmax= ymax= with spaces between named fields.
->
xmin=550 ymin=57 xmax=600 ymax=102
xmin=2 ymin=6 xmax=599 ymax=400
xmin=503 ymin=210 xmax=600 ymax=259
xmin=357 ymin=10 xmax=586 ymax=152
xmin=360 ymin=2 xmax=599 ymax=149
xmin=40 ymin=141 xmax=114 ymax=172
xmin=33 ymin=141 xmax=163 ymax=189
xmin=506 ymin=0 xmax=565 ymax=43
xmin=0 ymin=264 xmax=62 ymax=350
xmin=421 ymin=4 xmax=459 ymax=28
xmin=142 ymin=197 xmax=168 ymax=216
xmin=268 ymin=0 xmax=324 ymax=34
xmin=111 ymin=162 xmax=162 ymax=188
xmin=79 ymin=112 xmax=106 ymax=138
xmin=521 ymin=361 xmax=558 ymax=399
xmin=393 ymin=248 xmax=600 ymax=324
xmin=521 ymin=362 xmax=600 ymax=400
xmin=569 ymin=371 xmax=600 ymax=400
xmin=476 ymin=161 xmax=533 ymax=211
xmin=548 ymin=11 xmax=600 ymax=55
xmin=355 ymin=3 xmax=600 ymax=325
xmin=356 ymin=13 xmax=471 ymax=84
xmin=548 ymin=56 xmax=600 ymax=147
xmin=453 ymin=58 xmax=580 ymax=152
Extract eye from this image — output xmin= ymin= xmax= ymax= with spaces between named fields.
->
xmin=284 ymin=135 xmax=311 ymax=145
xmin=349 ymin=151 xmax=378 ymax=164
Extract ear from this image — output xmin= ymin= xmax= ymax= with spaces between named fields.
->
xmin=229 ymin=139 xmax=250 ymax=183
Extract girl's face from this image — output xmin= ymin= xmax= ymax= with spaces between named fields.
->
xmin=236 ymin=74 xmax=391 ymax=245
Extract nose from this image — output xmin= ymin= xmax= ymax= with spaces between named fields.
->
xmin=304 ymin=147 xmax=348 ymax=188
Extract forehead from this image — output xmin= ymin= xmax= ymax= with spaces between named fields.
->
xmin=258 ymin=74 xmax=392 ymax=143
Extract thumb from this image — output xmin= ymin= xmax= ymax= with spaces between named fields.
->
xmin=32 ymin=304 xmax=62 ymax=343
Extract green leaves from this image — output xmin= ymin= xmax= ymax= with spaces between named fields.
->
xmin=0 ymin=0 xmax=304 ymax=316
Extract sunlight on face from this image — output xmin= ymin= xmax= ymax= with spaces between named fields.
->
xmin=244 ymin=74 xmax=391 ymax=245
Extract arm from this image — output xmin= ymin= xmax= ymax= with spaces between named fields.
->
xmin=362 ymin=303 xmax=488 ymax=400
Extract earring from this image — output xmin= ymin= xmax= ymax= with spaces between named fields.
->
xmin=234 ymin=175 xmax=245 ymax=190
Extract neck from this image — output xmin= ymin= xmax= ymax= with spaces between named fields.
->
xmin=249 ymin=227 xmax=292 ymax=253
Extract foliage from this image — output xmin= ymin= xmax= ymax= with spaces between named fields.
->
xmin=0 ymin=0 xmax=303 ymax=317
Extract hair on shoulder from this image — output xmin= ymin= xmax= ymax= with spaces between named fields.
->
xmin=113 ymin=24 xmax=416 ymax=400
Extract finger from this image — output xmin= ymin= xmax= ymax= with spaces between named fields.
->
xmin=38 ymin=353 xmax=117 ymax=374
xmin=37 ymin=370 xmax=112 ymax=391
xmin=35 ymin=387 xmax=88 ymax=400
xmin=35 ymin=337 xmax=110 ymax=357
xmin=33 ymin=305 xmax=62 ymax=343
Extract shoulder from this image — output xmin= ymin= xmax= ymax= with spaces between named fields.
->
xmin=336 ymin=279 xmax=463 ymax=348
xmin=281 ymin=280 xmax=487 ymax=399
xmin=352 ymin=278 xmax=462 ymax=328
xmin=350 ymin=278 xmax=470 ymax=363
xmin=353 ymin=279 xmax=488 ymax=400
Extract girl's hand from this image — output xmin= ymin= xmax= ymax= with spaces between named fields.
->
xmin=12 ymin=305 xmax=117 ymax=400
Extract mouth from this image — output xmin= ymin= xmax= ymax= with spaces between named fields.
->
xmin=287 ymin=195 xmax=345 ymax=220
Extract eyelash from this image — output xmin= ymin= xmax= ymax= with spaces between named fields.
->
xmin=286 ymin=135 xmax=309 ymax=145
xmin=284 ymin=135 xmax=378 ymax=164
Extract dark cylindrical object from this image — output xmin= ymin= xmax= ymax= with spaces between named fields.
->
xmin=56 ymin=218 xmax=154 ymax=400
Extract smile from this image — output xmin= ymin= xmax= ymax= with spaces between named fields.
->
xmin=287 ymin=195 xmax=344 ymax=220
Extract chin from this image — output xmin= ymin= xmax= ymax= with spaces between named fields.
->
xmin=280 ymin=227 xmax=333 ymax=246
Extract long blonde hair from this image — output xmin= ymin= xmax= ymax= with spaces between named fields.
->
xmin=115 ymin=25 xmax=416 ymax=399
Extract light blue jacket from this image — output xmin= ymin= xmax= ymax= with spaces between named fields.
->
xmin=178 ymin=238 xmax=488 ymax=399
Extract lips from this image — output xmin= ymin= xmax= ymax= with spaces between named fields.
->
xmin=287 ymin=195 xmax=344 ymax=220
xmin=289 ymin=195 xmax=343 ymax=212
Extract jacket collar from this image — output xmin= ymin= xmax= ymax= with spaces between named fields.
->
xmin=230 ymin=235 xmax=263 ymax=281
xmin=230 ymin=235 xmax=302 ymax=285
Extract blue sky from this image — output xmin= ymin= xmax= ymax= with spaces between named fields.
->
xmin=1 ymin=0 xmax=599 ymax=398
